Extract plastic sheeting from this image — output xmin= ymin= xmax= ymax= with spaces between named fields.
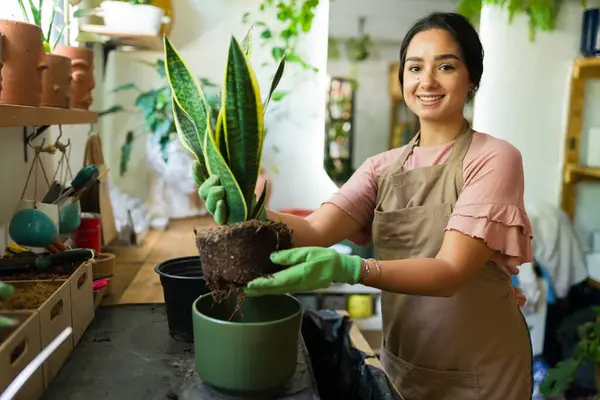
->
xmin=301 ymin=310 xmax=404 ymax=400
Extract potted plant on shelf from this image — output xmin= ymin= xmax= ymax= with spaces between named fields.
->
xmin=161 ymin=30 xmax=302 ymax=395
xmin=0 ymin=16 xmax=48 ymax=106
xmin=14 ymin=0 xmax=74 ymax=109
xmin=74 ymin=0 xmax=171 ymax=36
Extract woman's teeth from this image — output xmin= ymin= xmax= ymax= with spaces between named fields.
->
xmin=419 ymin=96 xmax=442 ymax=102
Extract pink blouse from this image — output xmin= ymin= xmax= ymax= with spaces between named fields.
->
xmin=325 ymin=131 xmax=534 ymax=276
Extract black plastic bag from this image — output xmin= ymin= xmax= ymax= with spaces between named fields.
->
xmin=301 ymin=310 xmax=404 ymax=400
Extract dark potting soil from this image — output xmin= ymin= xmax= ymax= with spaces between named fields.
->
xmin=197 ymin=219 xmax=293 ymax=295
xmin=41 ymin=303 xmax=319 ymax=400
xmin=1 ymin=261 xmax=81 ymax=281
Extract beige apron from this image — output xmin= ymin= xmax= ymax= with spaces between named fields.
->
xmin=372 ymin=122 xmax=533 ymax=400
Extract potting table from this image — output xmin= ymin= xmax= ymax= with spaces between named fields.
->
xmin=40 ymin=303 xmax=320 ymax=400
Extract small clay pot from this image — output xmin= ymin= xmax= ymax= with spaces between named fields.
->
xmin=0 ymin=20 xmax=48 ymax=106
xmin=53 ymin=44 xmax=95 ymax=109
xmin=41 ymin=53 xmax=72 ymax=108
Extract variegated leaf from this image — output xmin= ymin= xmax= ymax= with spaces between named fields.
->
xmin=264 ymin=54 xmax=286 ymax=112
xmin=222 ymin=36 xmax=265 ymax=210
xmin=163 ymin=36 xmax=212 ymax=155
xmin=203 ymin=120 xmax=248 ymax=223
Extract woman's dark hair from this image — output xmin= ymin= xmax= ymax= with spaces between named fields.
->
xmin=398 ymin=12 xmax=484 ymax=96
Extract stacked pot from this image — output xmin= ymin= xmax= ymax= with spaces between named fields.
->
xmin=0 ymin=19 xmax=95 ymax=109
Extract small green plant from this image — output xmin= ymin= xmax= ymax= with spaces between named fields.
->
xmin=164 ymin=28 xmax=293 ymax=298
xmin=540 ymin=307 xmax=600 ymax=396
xmin=126 ymin=0 xmax=152 ymax=4
xmin=17 ymin=0 xmax=66 ymax=52
xmin=242 ymin=0 xmax=320 ymax=101
xmin=456 ymin=0 xmax=588 ymax=41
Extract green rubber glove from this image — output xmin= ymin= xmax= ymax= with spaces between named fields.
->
xmin=0 ymin=281 xmax=17 ymax=327
xmin=199 ymin=175 xmax=268 ymax=224
xmin=198 ymin=175 xmax=228 ymax=225
xmin=243 ymin=247 xmax=363 ymax=297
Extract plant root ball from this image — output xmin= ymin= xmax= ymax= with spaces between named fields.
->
xmin=196 ymin=219 xmax=293 ymax=300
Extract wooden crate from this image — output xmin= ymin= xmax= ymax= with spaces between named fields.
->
xmin=70 ymin=261 xmax=95 ymax=346
xmin=0 ymin=311 xmax=44 ymax=400
xmin=1 ymin=280 xmax=73 ymax=389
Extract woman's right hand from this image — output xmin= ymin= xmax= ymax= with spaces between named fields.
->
xmin=199 ymin=175 xmax=228 ymax=225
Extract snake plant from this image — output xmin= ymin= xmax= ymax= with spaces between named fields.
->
xmin=17 ymin=0 xmax=66 ymax=52
xmin=164 ymin=28 xmax=286 ymax=224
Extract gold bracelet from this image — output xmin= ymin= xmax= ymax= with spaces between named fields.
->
xmin=368 ymin=258 xmax=381 ymax=282
xmin=359 ymin=258 xmax=370 ymax=283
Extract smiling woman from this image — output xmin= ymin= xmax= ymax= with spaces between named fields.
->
xmin=199 ymin=11 xmax=534 ymax=400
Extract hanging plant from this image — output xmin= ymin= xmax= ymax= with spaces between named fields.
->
xmin=242 ymin=0 xmax=320 ymax=102
xmin=456 ymin=0 xmax=588 ymax=41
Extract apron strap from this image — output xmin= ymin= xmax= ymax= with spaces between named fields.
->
xmin=448 ymin=119 xmax=474 ymax=163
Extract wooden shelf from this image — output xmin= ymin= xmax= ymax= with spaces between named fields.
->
xmin=0 ymin=105 xmax=98 ymax=127
xmin=564 ymin=163 xmax=600 ymax=183
xmin=561 ymin=57 xmax=600 ymax=219
xmin=573 ymin=57 xmax=600 ymax=79
xmin=80 ymin=25 xmax=162 ymax=51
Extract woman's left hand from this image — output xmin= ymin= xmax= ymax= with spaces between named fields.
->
xmin=243 ymin=247 xmax=363 ymax=297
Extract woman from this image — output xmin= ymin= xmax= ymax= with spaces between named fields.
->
xmin=200 ymin=12 xmax=533 ymax=400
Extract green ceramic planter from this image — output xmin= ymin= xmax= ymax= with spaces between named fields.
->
xmin=192 ymin=292 xmax=303 ymax=396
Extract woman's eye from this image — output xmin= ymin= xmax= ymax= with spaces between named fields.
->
xmin=408 ymin=65 xmax=420 ymax=72
xmin=439 ymin=64 xmax=455 ymax=71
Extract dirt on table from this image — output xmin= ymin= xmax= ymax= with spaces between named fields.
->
xmin=0 ymin=262 xmax=81 ymax=282
xmin=0 ymin=281 xmax=62 ymax=310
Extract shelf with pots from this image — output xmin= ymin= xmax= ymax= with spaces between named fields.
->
xmin=73 ymin=0 xmax=172 ymax=51
xmin=0 ymin=6 xmax=98 ymax=129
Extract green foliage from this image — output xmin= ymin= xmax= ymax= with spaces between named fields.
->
xmin=101 ymin=59 xmax=219 ymax=175
xmin=164 ymin=29 xmax=286 ymax=224
xmin=540 ymin=306 xmax=600 ymax=396
xmin=17 ymin=0 xmax=66 ymax=51
xmin=242 ymin=0 xmax=319 ymax=102
xmin=456 ymin=0 xmax=588 ymax=41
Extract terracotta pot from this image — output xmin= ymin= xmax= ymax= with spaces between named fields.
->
xmin=41 ymin=53 xmax=72 ymax=108
xmin=0 ymin=20 xmax=48 ymax=106
xmin=53 ymin=44 xmax=95 ymax=109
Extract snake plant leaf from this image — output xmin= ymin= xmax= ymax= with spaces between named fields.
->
xmin=214 ymin=109 xmax=229 ymax=164
xmin=164 ymin=36 xmax=212 ymax=149
xmin=263 ymin=54 xmax=286 ymax=111
xmin=241 ymin=26 xmax=253 ymax=57
xmin=172 ymin=96 xmax=207 ymax=180
xmin=250 ymin=180 xmax=268 ymax=220
xmin=203 ymin=120 xmax=248 ymax=223
xmin=222 ymin=36 xmax=265 ymax=211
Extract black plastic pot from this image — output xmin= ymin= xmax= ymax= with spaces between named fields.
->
xmin=154 ymin=256 xmax=210 ymax=342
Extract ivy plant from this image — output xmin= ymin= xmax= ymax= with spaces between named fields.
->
xmin=456 ymin=0 xmax=588 ymax=41
xmin=242 ymin=0 xmax=320 ymax=101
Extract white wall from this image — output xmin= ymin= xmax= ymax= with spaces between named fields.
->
xmin=102 ymin=0 xmax=338 ymax=212
xmin=472 ymin=2 xmax=600 ymax=247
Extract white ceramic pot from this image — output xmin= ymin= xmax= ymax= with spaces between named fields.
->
xmin=99 ymin=1 xmax=170 ymax=35
xmin=17 ymin=199 xmax=60 ymax=228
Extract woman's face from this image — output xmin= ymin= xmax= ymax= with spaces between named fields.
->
xmin=402 ymin=28 xmax=471 ymax=122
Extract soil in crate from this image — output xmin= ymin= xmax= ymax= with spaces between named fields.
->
xmin=0 ymin=282 xmax=62 ymax=311
xmin=1 ymin=262 xmax=82 ymax=282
